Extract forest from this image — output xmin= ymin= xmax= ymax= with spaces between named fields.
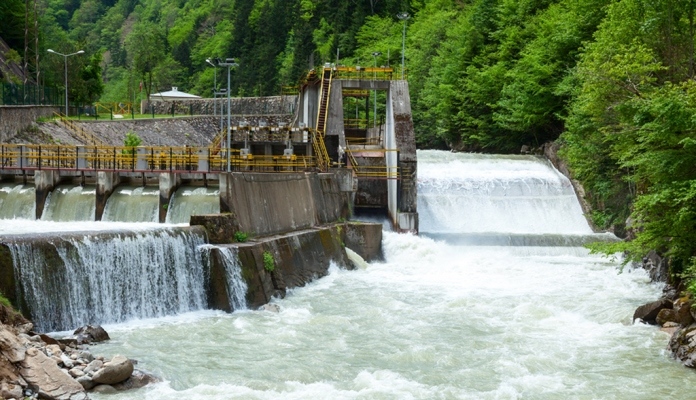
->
xmin=1 ymin=0 xmax=696 ymax=290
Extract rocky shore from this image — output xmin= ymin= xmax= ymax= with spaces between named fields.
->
xmin=0 ymin=317 xmax=156 ymax=400
xmin=633 ymin=251 xmax=696 ymax=368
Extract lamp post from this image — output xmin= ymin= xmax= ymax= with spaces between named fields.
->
xmin=372 ymin=51 xmax=381 ymax=128
xmin=47 ymin=49 xmax=85 ymax=117
xmin=206 ymin=58 xmax=217 ymax=122
xmin=217 ymin=58 xmax=239 ymax=172
xmin=397 ymin=12 xmax=410 ymax=80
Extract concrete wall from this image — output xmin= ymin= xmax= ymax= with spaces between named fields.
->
xmin=204 ymin=222 xmax=382 ymax=311
xmin=142 ymin=95 xmax=297 ymax=116
xmin=219 ymin=171 xmax=352 ymax=237
xmin=0 ymin=106 xmax=60 ymax=142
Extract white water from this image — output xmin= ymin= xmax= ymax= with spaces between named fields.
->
xmin=41 ymin=184 xmax=96 ymax=222
xmin=0 ymin=183 xmax=35 ymax=219
xmin=102 ymin=185 xmax=160 ymax=223
xmin=166 ymin=186 xmax=220 ymax=224
xmin=199 ymin=245 xmax=248 ymax=311
xmin=6 ymin=228 xmax=208 ymax=332
xmin=84 ymin=151 xmax=693 ymax=399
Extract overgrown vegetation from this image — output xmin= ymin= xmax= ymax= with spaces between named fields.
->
xmin=263 ymin=251 xmax=275 ymax=273
xmin=234 ymin=231 xmax=249 ymax=242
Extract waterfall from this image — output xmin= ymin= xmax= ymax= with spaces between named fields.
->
xmin=166 ymin=186 xmax=220 ymax=224
xmin=102 ymin=185 xmax=160 ymax=222
xmin=0 ymin=183 xmax=35 ymax=220
xmin=417 ymin=151 xmax=609 ymax=247
xmin=199 ymin=245 xmax=248 ymax=311
xmin=6 ymin=228 xmax=208 ymax=332
xmin=41 ymin=185 xmax=96 ymax=222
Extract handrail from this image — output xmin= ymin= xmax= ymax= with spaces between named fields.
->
xmin=53 ymin=112 xmax=106 ymax=146
xmin=312 ymin=68 xmax=333 ymax=171
xmin=0 ymin=143 xmax=319 ymax=174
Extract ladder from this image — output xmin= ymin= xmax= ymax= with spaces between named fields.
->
xmin=312 ymin=68 xmax=333 ymax=171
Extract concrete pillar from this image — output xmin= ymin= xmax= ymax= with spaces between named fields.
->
xmin=219 ymin=172 xmax=233 ymax=214
xmin=96 ymin=172 xmax=120 ymax=221
xmin=159 ymin=172 xmax=181 ymax=223
xmin=34 ymin=170 xmax=61 ymax=220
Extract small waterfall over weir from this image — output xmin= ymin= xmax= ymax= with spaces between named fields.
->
xmin=102 ymin=185 xmax=160 ymax=222
xmin=418 ymin=151 xmax=615 ymax=246
xmin=166 ymin=186 xmax=220 ymax=224
xmin=200 ymin=245 xmax=248 ymax=311
xmin=41 ymin=185 xmax=96 ymax=222
xmin=0 ymin=183 xmax=35 ymax=220
xmin=5 ymin=228 xmax=209 ymax=332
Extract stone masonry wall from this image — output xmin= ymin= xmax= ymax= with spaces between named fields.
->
xmin=0 ymin=106 xmax=60 ymax=142
xmin=142 ymin=95 xmax=298 ymax=117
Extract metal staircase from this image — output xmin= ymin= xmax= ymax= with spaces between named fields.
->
xmin=311 ymin=68 xmax=332 ymax=171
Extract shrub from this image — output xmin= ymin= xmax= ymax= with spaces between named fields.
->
xmin=263 ymin=251 xmax=275 ymax=272
xmin=234 ymin=231 xmax=249 ymax=242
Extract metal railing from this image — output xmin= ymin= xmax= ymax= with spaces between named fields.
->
xmin=333 ymin=66 xmax=395 ymax=81
xmin=52 ymin=113 xmax=105 ymax=146
xmin=0 ymin=144 xmax=318 ymax=174
xmin=0 ymin=83 xmax=62 ymax=106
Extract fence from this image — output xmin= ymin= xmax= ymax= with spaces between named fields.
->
xmin=0 ymin=83 xmax=62 ymax=106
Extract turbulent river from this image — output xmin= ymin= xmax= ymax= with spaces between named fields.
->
xmin=3 ymin=150 xmax=694 ymax=398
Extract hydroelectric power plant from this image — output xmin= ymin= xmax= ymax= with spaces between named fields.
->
xmin=1 ymin=71 xmax=695 ymax=398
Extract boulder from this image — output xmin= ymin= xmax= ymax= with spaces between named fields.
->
xmin=633 ymin=298 xmax=672 ymax=324
xmin=69 ymin=368 xmax=85 ymax=378
xmin=91 ymin=384 xmax=117 ymax=394
xmin=0 ymin=381 xmax=23 ymax=399
xmin=46 ymin=344 xmax=62 ymax=357
xmin=91 ymin=355 xmax=133 ymax=385
xmin=112 ymin=369 xmax=160 ymax=391
xmin=76 ymin=376 xmax=94 ymax=391
xmin=0 ymin=326 xmax=27 ymax=363
xmin=19 ymin=347 xmax=88 ymax=400
xmin=674 ymin=298 xmax=694 ymax=326
xmin=643 ymin=250 xmax=669 ymax=283
xmin=83 ymin=359 xmax=102 ymax=375
xmin=259 ymin=304 xmax=280 ymax=313
xmin=656 ymin=309 xmax=679 ymax=326
xmin=661 ymin=322 xmax=680 ymax=336
xmin=73 ymin=325 xmax=110 ymax=344
xmin=669 ymin=325 xmax=696 ymax=367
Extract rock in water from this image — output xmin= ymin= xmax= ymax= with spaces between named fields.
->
xmin=633 ymin=299 xmax=672 ymax=324
xmin=91 ymin=355 xmax=134 ymax=385
xmin=73 ymin=325 xmax=110 ymax=343
xmin=19 ymin=347 xmax=88 ymax=400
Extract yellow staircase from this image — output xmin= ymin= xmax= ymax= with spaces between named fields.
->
xmin=54 ymin=113 xmax=105 ymax=146
xmin=312 ymin=68 xmax=333 ymax=171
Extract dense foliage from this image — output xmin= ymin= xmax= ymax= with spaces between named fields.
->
xmin=2 ymin=0 xmax=696 ymax=288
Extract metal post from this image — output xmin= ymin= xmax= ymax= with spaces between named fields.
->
xmin=47 ymin=49 xmax=84 ymax=117
xmin=217 ymin=58 xmax=239 ymax=172
xmin=372 ymin=52 xmax=381 ymax=128
xmin=397 ymin=12 xmax=410 ymax=80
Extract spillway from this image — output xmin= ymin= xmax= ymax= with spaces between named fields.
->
xmin=0 ymin=183 xmax=35 ymax=219
xmin=166 ymin=186 xmax=220 ymax=224
xmin=41 ymin=184 xmax=96 ymax=222
xmin=102 ymin=185 xmax=160 ymax=223
xmin=83 ymin=150 xmax=692 ymax=400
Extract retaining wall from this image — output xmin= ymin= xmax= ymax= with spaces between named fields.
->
xmin=142 ymin=95 xmax=298 ymax=116
xmin=0 ymin=106 xmax=60 ymax=142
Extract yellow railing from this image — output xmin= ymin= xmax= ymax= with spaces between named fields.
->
xmin=333 ymin=66 xmax=395 ymax=81
xmin=95 ymin=102 xmax=133 ymax=115
xmin=342 ymin=89 xmax=370 ymax=97
xmin=346 ymin=136 xmax=382 ymax=146
xmin=312 ymin=68 xmax=333 ymax=171
xmin=344 ymin=119 xmax=370 ymax=130
xmin=53 ymin=113 xmax=105 ymax=146
xmin=0 ymin=144 xmax=318 ymax=173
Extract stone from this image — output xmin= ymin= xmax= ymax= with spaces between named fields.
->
xmin=91 ymin=355 xmax=134 ymax=385
xmin=642 ymin=250 xmax=669 ymax=283
xmin=73 ymin=325 xmax=110 ymax=343
xmin=633 ymin=298 xmax=672 ymax=324
xmin=51 ymin=356 xmax=62 ymax=365
xmin=0 ymin=326 xmax=27 ymax=363
xmin=674 ymin=298 xmax=694 ymax=326
xmin=112 ymin=369 xmax=160 ymax=391
xmin=259 ymin=304 xmax=280 ymax=313
xmin=91 ymin=384 xmax=117 ymax=394
xmin=76 ymin=350 xmax=94 ymax=362
xmin=69 ymin=368 xmax=85 ymax=378
xmin=656 ymin=309 xmax=679 ymax=326
xmin=83 ymin=359 xmax=102 ymax=375
xmin=38 ymin=334 xmax=59 ymax=346
xmin=16 ymin=323 xmax=33 ymax=335
xmin=1 ymin=381 xmax=23 ymax=400
xmin=60 ymin=354 xmax=74 ymax=368
xmin=76 ymin=376 xmax=94 ymax=391
xmin=19 ymin=347 xmax=88 ymax=400
xmin=46 ymin=344 xmax=62 ymax=357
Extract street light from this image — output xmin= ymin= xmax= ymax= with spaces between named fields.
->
xmin=217 ymin=58 xmax=239 ymax=172
xmin=372 ymin=51 xmax=382 ymax=128
xmin=397 ymin=12 xmax=410 ymax=80
xmin=205 ymin=58 xmax=218 ymax=122
xmin=47 ymin=49 xmax=85 ymax=117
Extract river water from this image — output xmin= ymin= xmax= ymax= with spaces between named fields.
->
xmin=74 ymin=151 xmax=692 ymax=399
